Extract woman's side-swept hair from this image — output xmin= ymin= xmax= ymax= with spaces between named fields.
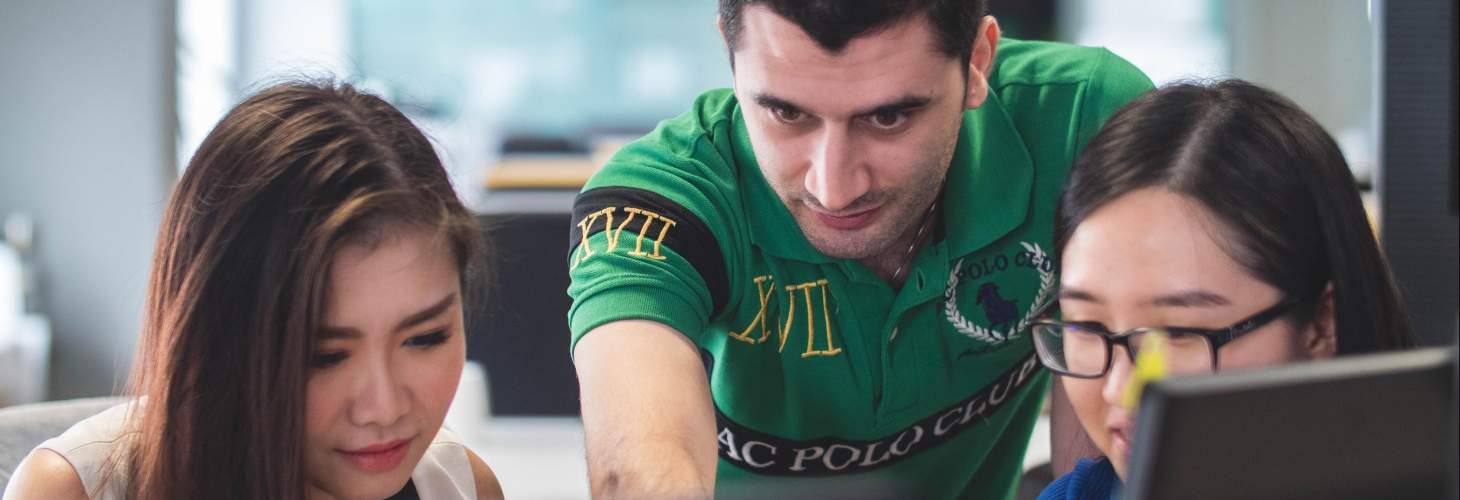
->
xmin=117 ymin=80 xmax=486 ymax=499
xmin=1055 ymin=79 xmax=1415 ymax=354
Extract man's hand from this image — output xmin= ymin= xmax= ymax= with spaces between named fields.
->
xmin=574 ymin=320 xmax=718 ymax=499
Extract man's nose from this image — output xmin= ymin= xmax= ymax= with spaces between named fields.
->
xmin=804 ymin=125 xmax=870 ymax=212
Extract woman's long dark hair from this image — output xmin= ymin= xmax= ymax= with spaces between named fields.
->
xmin=1055 ymin=79 xmax=1414 ymax=354
xmin=116 ymin=81 xmax=486 ymax=499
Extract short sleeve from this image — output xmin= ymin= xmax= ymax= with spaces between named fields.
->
xmin=566 ymin=90 xmax=746 ymax=355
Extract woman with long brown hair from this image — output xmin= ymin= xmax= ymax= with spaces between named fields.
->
xmin=4 ymin=81 xmax=504 ymax=499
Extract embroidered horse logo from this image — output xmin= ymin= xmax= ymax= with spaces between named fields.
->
xmin=975 ymin=283 xmax=1018 ymax=337
xmin=944 ymin=241 xmax=1055 ymax=344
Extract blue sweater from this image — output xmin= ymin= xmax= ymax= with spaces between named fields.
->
xmin=1038 ymin=458 xmax=1121 ymax=500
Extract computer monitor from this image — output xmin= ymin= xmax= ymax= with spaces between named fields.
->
xmin=1123 ymin=347 xmax=1458 ymax=500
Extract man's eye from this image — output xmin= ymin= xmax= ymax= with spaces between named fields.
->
xmin=866 ymin=111 xmax=907 ymax=130
xmin=770 ymin=106 xmax=806 ymax=124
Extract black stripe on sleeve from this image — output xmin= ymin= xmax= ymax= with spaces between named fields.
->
xmin=568 ymin=186 xmax=729 ymax=313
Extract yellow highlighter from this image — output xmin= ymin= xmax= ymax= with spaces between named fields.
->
xmin=1122 ymin=329 xmax=1170 ymax=409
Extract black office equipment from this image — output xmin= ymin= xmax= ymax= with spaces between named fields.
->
xmin=1124 ymin=347 xmax=1457 ymax=500
xmin=1381 ymin=0 xmax=1459 ymax=347
xmin=468 ymin=200 xmax=581 ymax=416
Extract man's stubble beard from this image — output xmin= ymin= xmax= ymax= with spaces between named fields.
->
xmin=782 ymin=136 xmax=957 ymax=261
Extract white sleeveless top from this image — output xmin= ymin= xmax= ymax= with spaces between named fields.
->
xmin=36 ymin=402 xmax=478 ymax=499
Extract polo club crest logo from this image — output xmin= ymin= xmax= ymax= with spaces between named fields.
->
xmin=975 ymin=283 xmax=1019 ymax=332
xmin=944 ymin=241 xmax=1055 ymax=343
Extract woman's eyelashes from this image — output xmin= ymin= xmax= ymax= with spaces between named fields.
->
xmin=310 ymin=329 xmax=453 ymax=369
xmin=312 ymin=351 xmax=349 ymax=369
xmin=403 ymin=329 xmax=450 ymax=348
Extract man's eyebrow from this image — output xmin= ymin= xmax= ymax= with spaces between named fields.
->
xmin=751 ymin=93 xmax=932 ymax=119
xmin=1147 ymin=290 xmax=1231 ymax=308
xmin=852 ymin=95 xmax=932 ymax=117
xmin=752 ymin=93 xmax=805 ymax=113
xmin=316 ymin=293 xmax=458 ymax=340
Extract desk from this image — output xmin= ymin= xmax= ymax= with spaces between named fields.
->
xmin=461 ymin=417 xmax=589 ymax=500
xmin=482 ymin=156 xmax=598 ymax=190
xmin=456 ymin=414 xmax=1052 ymax=499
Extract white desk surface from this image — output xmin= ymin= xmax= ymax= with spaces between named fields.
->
xmin=461 ymin=417 xmax=590 ymax=500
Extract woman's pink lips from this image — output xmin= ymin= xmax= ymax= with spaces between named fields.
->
xmin=338 ymin=438 xmax=411 ymax=473
xmin=1110 ymin=428 xmax=1132 ymax=457
xmin=812 ymin=206 xmax=880 ymax=230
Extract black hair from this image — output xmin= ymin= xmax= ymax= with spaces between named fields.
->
xmin=1055 ymin=79 xmax=1415 ymax=354
xmin=718 ymin=0 xmax=987 ymax=65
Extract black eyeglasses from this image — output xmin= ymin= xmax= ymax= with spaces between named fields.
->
xmin=1029 ymin=298 xmax=1301 ymax=378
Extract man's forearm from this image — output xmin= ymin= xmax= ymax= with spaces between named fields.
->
xmin=587 ymin=443 xmax=713 ymax=499
xmin=576 ymin=320 xmax=720 ymax=499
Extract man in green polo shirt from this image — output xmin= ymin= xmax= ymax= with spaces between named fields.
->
xmin=568 ymin=1 xmax=1152 ymax=498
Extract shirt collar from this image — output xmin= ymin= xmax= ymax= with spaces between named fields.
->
xmin=732 ymin=91 xmax=1034 ymax=263
xmin=941 ymin=88 xmax=1035 ymax=258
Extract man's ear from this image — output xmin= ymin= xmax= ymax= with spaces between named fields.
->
xmin=1304 ymin=282 xmax=1338 ymax=359
xmin=964 ymin=16 xmax=1001 ymax=109
xmin=716 ymin=16 xmax=726 ymax=41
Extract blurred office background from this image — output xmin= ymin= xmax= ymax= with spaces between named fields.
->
xmin=1 ymin=0 xmax=1455 ymax=495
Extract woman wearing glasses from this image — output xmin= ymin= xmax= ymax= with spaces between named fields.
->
xmin=1034 ymin=80 xmax=1415 ymax=500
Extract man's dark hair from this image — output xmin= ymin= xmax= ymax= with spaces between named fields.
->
xmin=718 ymin=0 xmax=987 ymax=65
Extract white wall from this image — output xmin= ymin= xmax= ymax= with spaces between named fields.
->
xmin=237 ymin=0 xmax=350 ymax=88
xmin=0 ymin=0 xmax=175 ymax=399
xmin=1227 ymin=0 xmax=1377 ymax=181
xmin=1062 ymin=0 xmax=1378 ymax=182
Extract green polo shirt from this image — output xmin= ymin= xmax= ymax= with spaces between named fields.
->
xmin=567 ymin=38 xmax=1152 ymax=499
